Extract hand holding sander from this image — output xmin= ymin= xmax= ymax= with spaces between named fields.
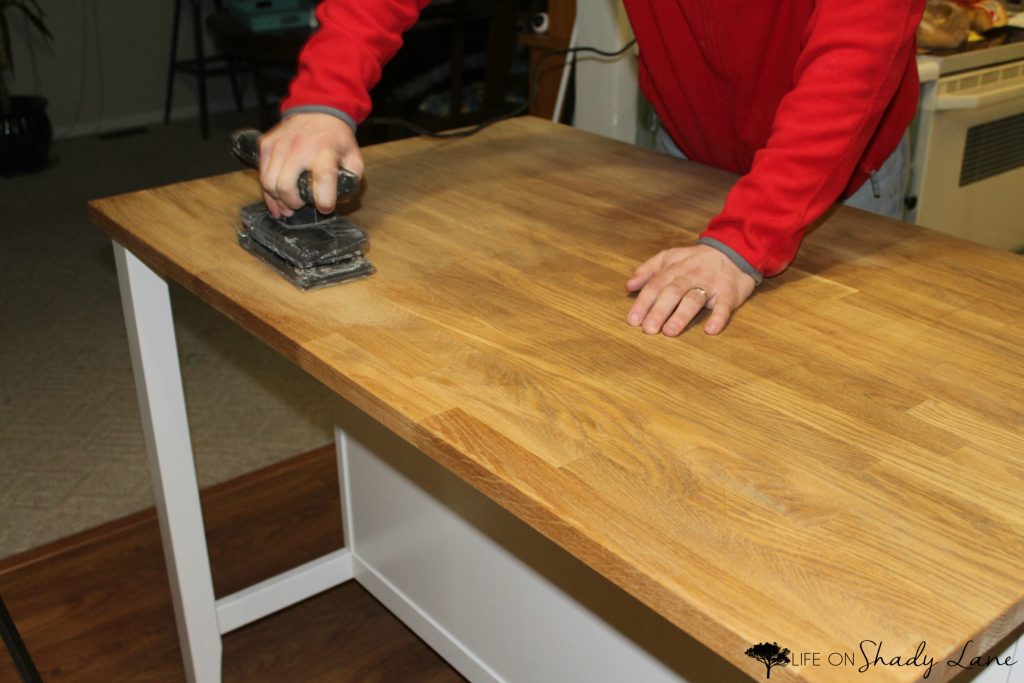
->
xmin=230 ymin=128 xmax=374 ymax=289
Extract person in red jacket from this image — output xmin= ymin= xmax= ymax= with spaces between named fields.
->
xmin=259 ymin=0 xmax=924 ymax=336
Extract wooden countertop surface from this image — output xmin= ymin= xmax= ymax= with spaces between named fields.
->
xmin=89 ymin=117 xmax=1024 ymax=682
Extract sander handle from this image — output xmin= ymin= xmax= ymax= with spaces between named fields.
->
xmin=296 ymin=168 xmax=360 ymax=206
xmin=229 ymin=128 xmax=361 ymax=207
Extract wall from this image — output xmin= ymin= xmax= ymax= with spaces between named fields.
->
xmin=5 ymin=0 xmax=244 ymax=138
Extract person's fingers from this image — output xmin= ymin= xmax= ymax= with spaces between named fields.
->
xmin=260 ymin=134 xmax=287 ymax=193
xmin=310 ymin=149 xmax=341 ymax=214
xmin=275 ymin=196 xmax=293 ymax=218
xmin=626 ymin=251 xmax=666 ymax=293
xmin=628 ymin=272 xmax=672 ymax=326
xmin=274 ymin=152 xmax=307 ymax=211
xmin=626 ymin=245 xmax=757 ymax=337
xmin=258 ymin=137 xmax=284 ymax=218
xmin=258 ymin=114 xmax=364 ymax=218
xmin=626 ymin=249 xmax=701 ymax=327
xmin=261 ymin=190 xmax=282 ymax=219
xmin=662 ymin=288 xmax=710 ymax=337
xmin=258 ymin=133 xmax=276 ymax=181
xmin=641 ymin=283 xmax=689 ymax=335
xmin=704 ymin=294 xmax=736 ymax=335
xmin=262 ymin=138 xmax=294 ymax=216
xmin=341 ymin=146 xmax=364 ymax=179
xmin=335 ymin=147 xmax=364 ymax=206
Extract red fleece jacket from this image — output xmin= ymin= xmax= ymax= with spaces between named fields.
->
xmin=283 ymin=0 xmax=924 ymax=279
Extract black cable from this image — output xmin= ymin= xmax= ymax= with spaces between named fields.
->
xmin=365 ymin=39 xmax=637 ymax=139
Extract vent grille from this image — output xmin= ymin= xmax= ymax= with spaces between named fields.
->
xmin=960 ymin=112 xmax=1024 ymax=186
xmin=940 ymin=62 xmax=1024 ymax=95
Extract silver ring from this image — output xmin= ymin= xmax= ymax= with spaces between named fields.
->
xmin=689 ymin=286 xmax=709 ymax=300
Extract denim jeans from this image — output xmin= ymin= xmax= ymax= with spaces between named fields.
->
xmin=653 ymin=124 xmax=910 ymax=220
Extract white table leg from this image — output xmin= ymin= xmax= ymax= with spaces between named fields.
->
xmin=113 ymin=244 xmax=221 ymax=683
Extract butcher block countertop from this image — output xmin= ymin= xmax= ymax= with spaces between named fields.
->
xmin=89 ymin=117 xmax=1024 ymax=682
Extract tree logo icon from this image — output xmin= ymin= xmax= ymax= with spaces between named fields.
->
xmin=745 ymin=641 xmax=791 ymax=679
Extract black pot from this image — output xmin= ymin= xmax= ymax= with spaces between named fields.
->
xmin=0 ymin=96 xmax=53 ymax=175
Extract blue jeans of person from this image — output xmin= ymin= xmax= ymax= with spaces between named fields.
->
xmin=653 ymin=125 xmax=910 ymax=220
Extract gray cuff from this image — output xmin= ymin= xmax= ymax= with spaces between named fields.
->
xmin=697 ymin=237 xmax=764 ymax=285
xmin=282 ymin=105 xmax=357 ymax=133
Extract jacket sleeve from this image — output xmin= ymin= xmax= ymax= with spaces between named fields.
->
xmin=699 ymin=0 xmax=924 ymax=279
xmin=281 ymin=0 xmax=431 ymax=128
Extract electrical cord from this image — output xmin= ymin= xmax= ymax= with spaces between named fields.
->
xmin=364 ymin=39 xmax=637 ymax=139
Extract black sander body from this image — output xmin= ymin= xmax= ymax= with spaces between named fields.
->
xmin=230 ymin=128 xmax=374 ymax=289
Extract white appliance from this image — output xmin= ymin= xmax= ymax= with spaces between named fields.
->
xmin=908 ymin=26 xmax=1024 ymax=251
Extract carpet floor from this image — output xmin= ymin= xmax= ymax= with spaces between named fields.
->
xmin=1 ymin=110 xmax=338 ymax=559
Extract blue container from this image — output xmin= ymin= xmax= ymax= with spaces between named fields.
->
xmin=228 ymin=0 xmax=314 ymax=32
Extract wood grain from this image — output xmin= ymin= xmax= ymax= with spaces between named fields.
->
xmin=88 ymin=117 xmax=1024 ymax=682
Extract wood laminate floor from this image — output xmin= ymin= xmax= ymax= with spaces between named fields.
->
xmin=0 ymin=446 xmax=463 ymax=682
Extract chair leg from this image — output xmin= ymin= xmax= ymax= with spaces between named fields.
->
xmin=228 ymin=59 xmax=244 ymax=112
xmin=253 ymin=66 xmax=273 ymax=130
xmin=163 ymin=0 xmax=184 ymax=125
xmin=0 ymin=597 xmax=42 ymax=683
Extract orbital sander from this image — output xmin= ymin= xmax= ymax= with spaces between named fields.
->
xmin=229 ymin=128 xmax=374 ymax=289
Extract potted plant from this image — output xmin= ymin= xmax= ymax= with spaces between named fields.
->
xmin=0 ymin=0 xmax=53 ymax=175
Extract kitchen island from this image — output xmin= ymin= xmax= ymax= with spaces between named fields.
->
xmin=88 ymin=117 xmax=1024 ymax=682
